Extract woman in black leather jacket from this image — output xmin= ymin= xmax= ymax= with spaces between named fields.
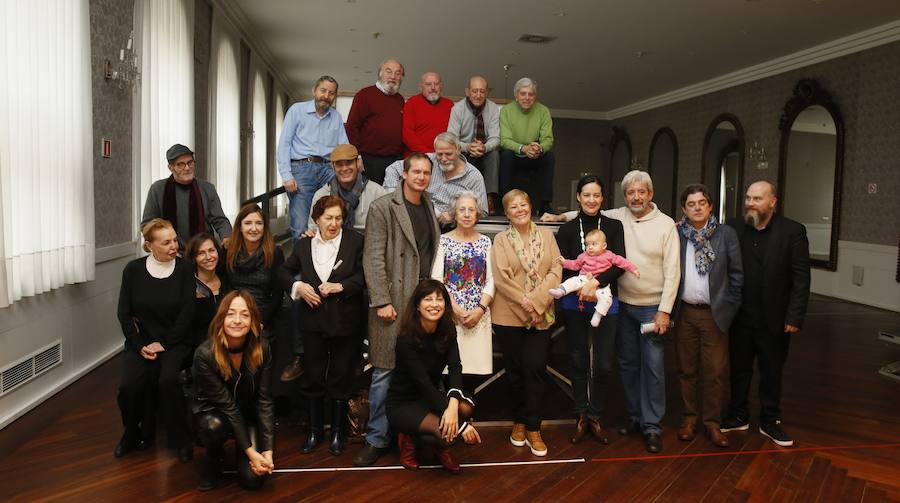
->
xmin=192 ymin=290 xmax=274 ymax=491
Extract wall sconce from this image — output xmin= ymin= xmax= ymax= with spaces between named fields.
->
xmin=748 ymin=140 xmax=768 ymax=170
xmin=104 ymin=31 xmax=140 ymax=91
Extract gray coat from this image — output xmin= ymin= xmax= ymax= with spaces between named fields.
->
xmin=141 ymin=177 xmax=232 ymax=246
xmin=447 ymin=98 xmax=501 ymax=153
xmin=674 ymin=223 xmax=744 ymax=332
xmin=363 ymin=188 xmax=440 ymax=369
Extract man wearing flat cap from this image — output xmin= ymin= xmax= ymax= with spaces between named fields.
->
xmin=141 ymin=143 xmax=232 ymax=248
xmin=306 ymin=144 xmax=387 ymax=236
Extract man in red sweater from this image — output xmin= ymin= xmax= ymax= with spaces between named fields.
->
xmin=402 ymin=72 xmax=452 ymax=157
xmin=345 ymin=59 xmax=405 ymax=185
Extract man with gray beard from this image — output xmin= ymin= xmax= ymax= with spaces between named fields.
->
xmin=720 ymin=180 xmax=810 ymax=448
xmin=346 ymin=58 xmax=406 ymax=185
xmin=402 ymin=72 xmax=453 ymax=156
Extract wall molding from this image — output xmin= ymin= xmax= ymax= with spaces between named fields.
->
xmin=95 ymin=241 xmax=137 ymax=264
xmin=606 ymin=19 xmax=900 ymax=120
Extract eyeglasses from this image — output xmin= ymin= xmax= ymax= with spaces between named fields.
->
xmin=174 ymin=160 xmax=195 ymax=170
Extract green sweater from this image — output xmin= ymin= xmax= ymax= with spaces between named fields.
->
xmin=499 ymin=101 xmax=554 ymax=156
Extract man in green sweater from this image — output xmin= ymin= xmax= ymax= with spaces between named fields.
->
xmin=499 ymin=77 xmax=555 ymax=215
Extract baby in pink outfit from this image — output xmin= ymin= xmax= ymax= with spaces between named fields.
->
xmin=549 ymin=229 xmax=640 ymax=327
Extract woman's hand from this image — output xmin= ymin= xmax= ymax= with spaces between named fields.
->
xmin=295 ymin=281 xmax=322 ymax=308
xmin=578 ymin=277 xmax=600 ymax=302
xmin=461 ymin=308 xmax=483 ymax=329
xmin=462 ymin=424 xmax=482 ymax=444
xmin=521 ymin=296 xmax=536 ymax=313
xmin=452 ymin=301 xmax=466 ymax=323
xmin=246 ymin=448 xmax=274 ymax=476
xmin=318 ymin=282 xmax=343 ymax=297
xmin=439 ymin=399 xmax=460 ymax=442
xmin=262 ymin=450 xmax=274 ymax=472
xmin=146 ymin=342 xmax=165 ymax=354
xmin=139 ymin=345 xmax=157 ymax=361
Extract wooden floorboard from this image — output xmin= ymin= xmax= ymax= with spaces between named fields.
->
xmin=1 ymin=295 xmax=899 ymax=502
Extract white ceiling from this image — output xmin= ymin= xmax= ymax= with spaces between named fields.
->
xmin=229 ymin=0 xmax=900 ymax=113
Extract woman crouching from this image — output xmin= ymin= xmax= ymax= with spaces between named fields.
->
xmin=192 ymin=290 xmax=274 ymax=491
xmin=386 ymin=279 xmax=481 ymax=474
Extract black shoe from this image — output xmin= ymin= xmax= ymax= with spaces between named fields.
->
xmin=302 ymin=398 xmax=325 ymax=454
xmin=759 ymin=421 xmax=794 ymax=447
xmin=114 ymin=439 xmax=134 ymax=458
xmin=329 ymin=400 xmax=348 ymax=456
xmin=720 ymin=416 xmax=750 ymax=432
xmin=135 ymin=439 xmax=152 ymax=451
xmin=353 ymin=443 xmax=389 ymax=467
xmin=280 ymin=355 xmax=305 ymax=382
xmin=644 ymin=432 xmax=662 ymax=453
xmin=177 ymin=445 xmax=194 ymax=463
xmin=198 ymin=447 xmax=222 ymax=491
xmin=618 ymin=420 xmax=641 ymax=436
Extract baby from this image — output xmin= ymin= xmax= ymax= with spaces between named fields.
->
xmin=550 ymin=229 xmax=640 ymax=327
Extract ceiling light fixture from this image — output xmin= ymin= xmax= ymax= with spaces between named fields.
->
xmin=517 ymin=34 xmax=556 ymax=44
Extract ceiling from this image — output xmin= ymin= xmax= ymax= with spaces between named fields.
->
xmin=230 ymin=0 xmax=900 ymax=114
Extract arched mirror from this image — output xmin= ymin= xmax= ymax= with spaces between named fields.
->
xmin=702 ymin=114 xmax=745 ymax=223
xmin=778 ymin=79 xmax=844 ymax=270
xmin=648 ymin=127 xmax=678 ymax=217
xmin=609 ymin=126 xmax=632 ymax=209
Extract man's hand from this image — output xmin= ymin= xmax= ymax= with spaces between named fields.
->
xmin=784 ymin=324 xmax=800 ymax=334
xmin=539 ymin=212 xmax=567 ymax=223
xmin=655 ymin=311 xmax=671 ymax=335
xmin=283 ymin=179 xmax=298 ymax=193
xmin=468 ymin=140 xmax=485 ymax=158
xmin=302 ymin=228 xmax=318 ymax=238
xmin=438 ymin=212 xmax=453 ymax=225
xmin=377 ymin=304 xmax=397 ymax=323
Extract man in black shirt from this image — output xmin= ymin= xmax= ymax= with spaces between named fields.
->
xmin=721 ymin=181 xmax=810 ymax=447
xmin=357 ymin=153 xmax=441 ymax=466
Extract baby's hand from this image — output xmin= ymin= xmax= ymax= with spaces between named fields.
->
xmin=555 ymin=256 xmax=565 ymax=265
xmin=632 ymin=269 xmax=641 ymax=279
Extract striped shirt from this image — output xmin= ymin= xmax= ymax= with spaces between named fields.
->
xmin=382 ymin=154 xmax=488 ymax=216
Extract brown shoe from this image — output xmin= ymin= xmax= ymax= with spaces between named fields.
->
xmin=707 ymin=427 xmax=730 ymax=448
xmin=571 ymin=413 xmax=588 ymax=444
xmin=510 ymin=423 xmax=526 ymax=447
xmin=587 ymin=417 xmax=610 ymax=444
xmin=677 ymin=424 xmax=696 ymax=441
xmin=280 ymin=355 xmax=304 ymax=382
xmin=524 ymin=430 xmax=548 ymax=457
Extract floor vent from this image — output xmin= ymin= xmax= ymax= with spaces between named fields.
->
xmin=1 ymin=341 xmax=62 ymax=396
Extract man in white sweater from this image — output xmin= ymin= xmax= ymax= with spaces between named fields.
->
xmin=598 ymin=170 xmax=680 ymax=454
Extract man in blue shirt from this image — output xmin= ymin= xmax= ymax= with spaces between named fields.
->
xmin=277 ymin=76 xmax=349 ymax=239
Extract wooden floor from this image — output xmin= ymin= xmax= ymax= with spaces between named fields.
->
xmin=2 ymin=295 xmax=900 ymax=502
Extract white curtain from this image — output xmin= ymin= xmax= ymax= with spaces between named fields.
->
xmin=208 ymin=10 xmax=240 ymax=221
xmin=249 ymin=58 xmax=268 ymax=199
xmin=136 ymin=0 xmax=194 ymax=231
xmin=0 ymin=0 xmax=94 ymax=308
xmin=272 ymin=87 xmax=286 ymax=217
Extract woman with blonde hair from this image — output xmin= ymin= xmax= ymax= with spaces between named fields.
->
xmin=192 ymin=290 xmax=274 ymax=491
xmin=491 ymin=189 xmax=562 ymax=457
xmin=115 ymin=218 xmax=195 ymax=461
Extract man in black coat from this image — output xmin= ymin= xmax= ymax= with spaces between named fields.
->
xmin=721 ymin=181 xmax=810 ymax=447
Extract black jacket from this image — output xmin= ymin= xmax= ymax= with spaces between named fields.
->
xmin=728 ymin=214 xmax=811 ymax=334
xmin=555 ymin=212 xmax=627 ymax=298
xmin=387 ymin=333 xmax=468 ymax=412
xmin=277 ymin=230 xmax=366 ymax=336
xmin=192 ymin=338 xmax=273 ymax=452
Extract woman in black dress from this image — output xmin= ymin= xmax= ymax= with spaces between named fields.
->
xmin=386 ymin=279 xmax=482 ymax=474
xmin=192 ymin=290 xmax=274 ymax=491
xmin=115 ymin=218 xmax=194 ymax=461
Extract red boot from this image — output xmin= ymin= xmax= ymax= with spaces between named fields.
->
xmin=433 ymin=444 xmax=461 ymax=475
xmin=397 ymin=433 xmax=419 ymax=470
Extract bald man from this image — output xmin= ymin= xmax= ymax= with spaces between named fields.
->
xmin=402 ymin=71 xmax=453 ymax=156
xmin=721 ymin=181 xmax=810 ymax=448
xmin=448 ymin=75 xmax=501 ymax=208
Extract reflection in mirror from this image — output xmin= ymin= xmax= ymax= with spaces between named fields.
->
xmin=783 ymin=105 xmax=838 ymax=263
xmin=609 ymin=127 xmax=632 ymax=209
xmin=648 ymin=128 xmax=677 ymax=217
xmin=702 ymin=115 xmax=745 ymax=224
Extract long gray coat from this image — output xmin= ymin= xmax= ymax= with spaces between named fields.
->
xmin=363 ymin=188 xmax=440 ymax=369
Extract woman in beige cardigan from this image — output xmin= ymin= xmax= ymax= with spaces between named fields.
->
xmin=491 ymin=189 xmax=562 ymax=457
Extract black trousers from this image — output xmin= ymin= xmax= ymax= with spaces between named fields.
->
xmin=195 ymin=411 xmax=266 ymax=490
xmin=117 ymin=344 xmax=192 ymax=449
xmin=563 ymin=309 xmax=617 ymax=419
xmin=727 ymin=315 xmax=792 ymax=425
xmin=499 ymin=150 xmax=556 ymax=208
xmin=361 ymin=154 xmax=402 ymax=186
xmin=494 ymin=324 xmax=551 ymax=431
xmin=300 ymin=331 xmax=358 ymax=400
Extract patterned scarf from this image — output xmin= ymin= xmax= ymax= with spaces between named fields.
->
xmin=330 ymin=173 xmax=368 ymax=230
xmin=508 ymin=222 xmax=554 ymax=329
xmin=678 ymin=215 xmax=718 ymax=275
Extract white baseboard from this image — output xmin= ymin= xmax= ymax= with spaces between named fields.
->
xmin=0 ymin=344 xmax=122 ymax=430
xmin=811 ymin=240 xmax=900 ymax=312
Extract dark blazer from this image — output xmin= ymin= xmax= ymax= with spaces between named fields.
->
xmin=278 ymin=229 xmax=366 ymax=336
xmin=674 ymin=223 xmax=744 ymax=332
xmin=555 ymin=213 xmax=627 ymax=298
xmin=728 ymin=214 xmax=811 ymax=334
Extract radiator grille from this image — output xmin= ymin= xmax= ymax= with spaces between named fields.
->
xmin=1 ymin=341 xmax=62 ymax=396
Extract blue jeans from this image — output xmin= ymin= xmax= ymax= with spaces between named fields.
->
xmin=616 ymin=302 xmax=666 ymax=434
xmin=365 ymin=367 xmax=392 ymax=448
xmin=288 ymin=160 xmax=334 ymax=239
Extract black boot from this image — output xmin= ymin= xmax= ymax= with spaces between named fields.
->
xmin=301 ymin=398 xmax=324 ymax=454
xmin=198 ymin=444 xmax=223 ymax=491
xmin=329 ymin=400 xmax=348 ymax=456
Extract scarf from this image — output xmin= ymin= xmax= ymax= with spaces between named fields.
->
xmin=162 ymin=176 xmax=206 ymax=239
xmin=507 ymin=222 xmax=554 ymax=329
xmin=466 ymin=98 xmax=486 ymax=143
xmin=678 ymin=215 xmax=718 ymax=274
xmin=329 ymin=174 xmax=368 ymax=230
